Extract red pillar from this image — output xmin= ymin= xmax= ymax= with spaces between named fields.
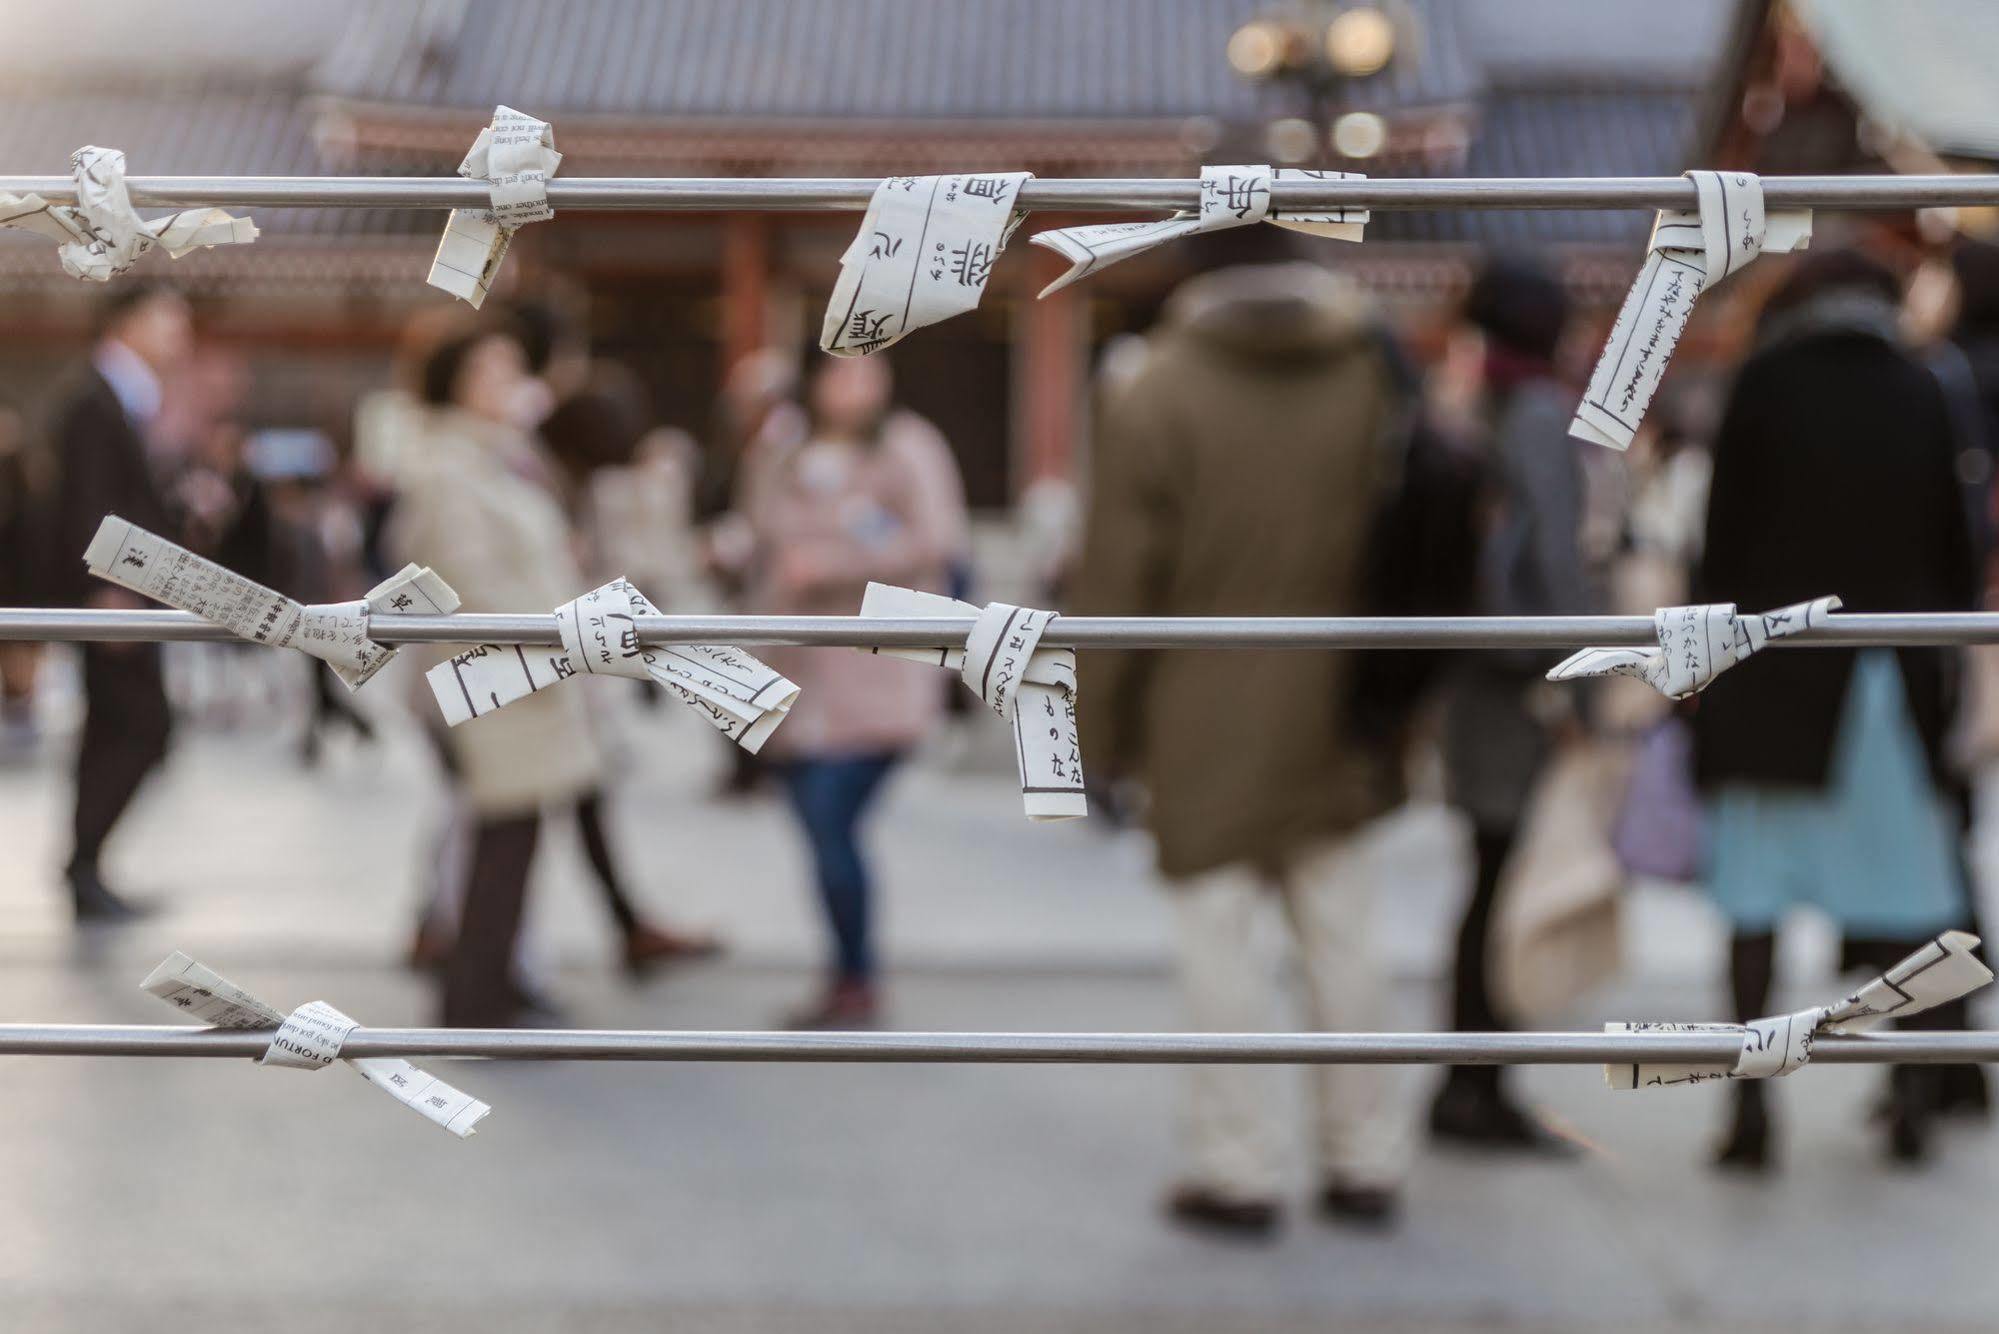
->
xmin=1016 ymin=246 xmax=1085 ymax=492
xmin=720 ymin=214 xmax=770 ymax=374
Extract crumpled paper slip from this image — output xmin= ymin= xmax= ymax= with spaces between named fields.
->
xmin=141 ymin=952 xmax=491 ymax=1136
xmin=428 ymin=105 xmax=562 ymax=308
xmin=1546 ymin=595 xmax=1840 ymax=700
xmin=1571 ymin=170 xmax=1812 ymax=450
xmin=859 ymin=582 xmax=1085 ymax=821
xmin=1607 ymin=931 xmax=1991 ymax=1089
xmin=820 ymin=172 xmax=1033 ymax=355
xmin=84 ymin=514 xmax=458 ymax=690
xmin=1028 ymin=165 xmax=1367 ymax=297
xmin=425 ymin=576 xmax=797 ymax=752
xmin=0 ymin=146 xmax=256 ymax=281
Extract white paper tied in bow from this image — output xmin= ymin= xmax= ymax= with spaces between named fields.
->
xmin=1028 ymin=166 xmax=1367 ymax=298
xmin=820 ymin=172 xmax=1033 ymax=356
xmin=860 ymin=582 xmax=1085 ymax=821
xmin=428 ymin=105 xmax=562 ymax=309
xmin=84 ymin=514 xmax=458 ymax=690
xmin=1546 ymin=595 xmax=1840 ymax=701
xmin=141 ymin=952 xmax=491 ymax=1136
xmin=425 ymin=576 xmax=798 ymax=752
xmin=1606 ymin=931 xmax=1991 ymax=1089
xmin=0 ymin=146 xmax=256 ymax=282
xmin=1571 ymin=170 xmax=1812 ymax=450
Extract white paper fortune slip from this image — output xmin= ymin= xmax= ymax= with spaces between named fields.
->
xmin=142 ymin=952 xmax=491 ymax=1136
xmin=426 ymin=576 xmax=798 ymax=752
xmin=1571 ymin=170 xmax=1812 ymax=450
xmin=0 ymin=146 xmax=256 ymax=282
xmin=1028 ymin=166 xmax=1367 ymax=297
xmin=819 ymin=172 xmax=1033 ymax=356
xmin=1606 ymin=931 xmax=1991 ymax=1089
xmin=428 ymin=105 xmax=562 ymax=308
xmin=860 ymin=582 xmax=1085 ymax=821
xmin=1546 ymin=595 xmax=1839 ymax=700
xmin=85 ymin=514 xmax=459 ymax=691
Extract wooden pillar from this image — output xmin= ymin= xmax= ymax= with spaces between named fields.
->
xmin=720 ymin=214 xmax=770 ymax=375
xmin=1014 ymin=246 xmax=1086 ymax=493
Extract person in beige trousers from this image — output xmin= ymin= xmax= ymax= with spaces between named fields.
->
xmin=1074 ymin=237 xmax=1412 ymax=1236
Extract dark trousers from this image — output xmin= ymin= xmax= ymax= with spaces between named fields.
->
xmin=442 ymin=812 xmax=540 ymax=1027
xmin=1441 ymin=825 xmax=1516 ymax=1098
xmin=70 ymin=644 xmax=171 ymax=883
xmin=780 ymin=752 xmax=901 ymax=983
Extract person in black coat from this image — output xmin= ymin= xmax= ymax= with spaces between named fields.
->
xmin=40 ymin=282 xmax=195 ymax=921
xmin=1693 ymin=249 xmax=1981 ymax=1169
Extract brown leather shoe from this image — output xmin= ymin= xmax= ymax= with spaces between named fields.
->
xmin=1164 ymin=1184 xmax=1280 ymax=1239
xmin=782 ymin=980 xmax=880 ymax=1030
xmin=623 ymin=922 xmax=723 ymax=978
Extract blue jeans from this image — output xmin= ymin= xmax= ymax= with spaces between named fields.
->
xmin=780 ymin=752 xmax=902 ymax=983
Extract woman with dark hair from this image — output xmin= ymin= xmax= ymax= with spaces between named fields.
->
xmin=746 ymin=352 xmax=968 ymax=1027
xmin=1695 ymin=248 xmax=1981 ymax=1169
xmin=390 ymin=323 xmax=708 ymax=1026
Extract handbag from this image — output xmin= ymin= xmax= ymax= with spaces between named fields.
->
xmin=1610 ymin=716 xmax=1704 ymax=882
xmin=1492 ymin=738 xmax=1628 ymax=1022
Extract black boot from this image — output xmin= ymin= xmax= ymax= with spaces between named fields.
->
xmin=67 ymin=866 xmax=155 ymax=924
xmin=1883 ymin=1065 xmax=1938 ymax=1166
xmin=1714 ymin=1082 xmax=1771 ymax=1173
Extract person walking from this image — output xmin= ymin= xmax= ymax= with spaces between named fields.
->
xmin=746 ymin=352 xmax=967 ymax=1029
xmin=1695 ymin=249 xmax=1981 ymax=1170
xmin=390 ymin=322 xmax=707 ymax=1026
xmin=1431 ymin=258 xmax=1595 ymax=1154
xmin=1074 ymin=228 xmax=1414 ymax=1235
xmin=40 ymin=283 xmax=196 ymax=921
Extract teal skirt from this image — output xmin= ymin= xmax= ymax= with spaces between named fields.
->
xmin=1704 ymin=651 xmax=1966 ymax=936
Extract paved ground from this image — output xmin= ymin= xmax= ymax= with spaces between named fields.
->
xmin=1 ymin=648 xmax=1995 ymax=1331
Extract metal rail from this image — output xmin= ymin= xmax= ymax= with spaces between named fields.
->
xmin=0 ymin=174 xmax=1992 ymax=214
xmin=3 ymin=608 xmax=1999 ymax=650
xmin=0 ymin=1026 xmax=1994 ymax=1064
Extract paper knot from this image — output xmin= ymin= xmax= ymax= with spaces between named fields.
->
xmin=428 ymin=105 xmax=561 ymax=308
xmin=1029 ymin=165 xmax=1368 ymax=297
xmin=142 ymin=952 xmax=491 ymax=1136
xmin=1606 ymin=931 xmax=1991 ymax=1089
xmin=820 ymin=172 xmax=1032 ymax=355
xmin=1546 ymin=595 xmax=1840 ymax=700
xmin=860 ymin=583 xmax=1085 ymax=821
xmin=426 ymin=575 xmax=797 ymax=752
xmin=83 ymin=515 xmax=458 ymax=690
xmin=0 ymin=145 xmax=256 ymax=282
xmin=1570 ymin=170 xmax=1812 ymax=449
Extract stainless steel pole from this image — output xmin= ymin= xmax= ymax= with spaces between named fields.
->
xmin=0 ymin=175 xmax=1993 ymax=213
xmin=0 ymin=1025 xmax=1993 ymax=1064
xmin=2 ymin=608 xmax=1999 ymax=650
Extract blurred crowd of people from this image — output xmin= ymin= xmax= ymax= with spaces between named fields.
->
xmin=3 ymin=217 xmax=1998 ymax=1237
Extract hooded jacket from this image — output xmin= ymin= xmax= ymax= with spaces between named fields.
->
xmin=1074 ymin=263 xmax=1404 ymax=878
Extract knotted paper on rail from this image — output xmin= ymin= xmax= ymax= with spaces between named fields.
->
xmin=85 ymin=514 xmax=459 ymax=690
xmin=0 ymin=146 xmax=255 ymax=281
xmin=821 ymin=172 xmax=1033 ymax=355
xmin=1547 ymin=595 xmax=1839 ymax=700
xmin=425 ymin=576 xmax=797 ymax=752
xmin=142 ymin=952 xmax=491 ymax=1136
xmin=860 ymin=582 xmax=1085 ymax=820
xmin=1028 ymin=166 xmax=1367 ymax=297
xmin=1571 ymin=170 xmax=1811 ymax=450
xmin=1606 ymin=931 xmax=1990 ymax=1088
xmin=428 ymin=105 xmax=562 ymax=308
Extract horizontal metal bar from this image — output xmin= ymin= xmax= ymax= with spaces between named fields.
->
xmin=2 ymin=608 xmax=1998 ymax=650
xmin=0 ymin=1025 xmax=1994 ymax=1064
xmin=0 ymin=175 xmax=1992 ymax=213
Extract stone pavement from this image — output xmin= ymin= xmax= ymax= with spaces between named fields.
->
xmin=0 ymin=654 xmax=1995 ymax=1331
